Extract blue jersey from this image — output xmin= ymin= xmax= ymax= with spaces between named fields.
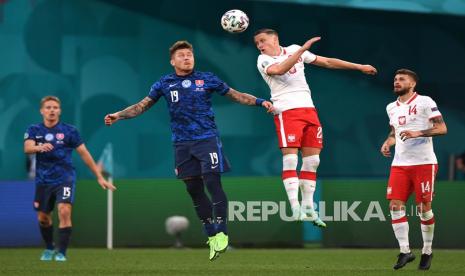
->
xmin=24 ymin=122 xmax=83 ymax=186
xmin=148 ymin=71 xmax=230 ymax=142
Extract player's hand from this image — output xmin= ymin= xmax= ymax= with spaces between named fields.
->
xmin=97 ymin=176 xmax=116 ymax=191
xmin=360 ymin=65 xmax=377 ymax=75
xmin=302 ymin=37 xmax=321 ymax=51
xmin=38 ymin=143 xmax=54 ymax=153
xmin=104 ymin=113 xmax=120 ymax=126
xmin=400 ymin=130 xmax=421 ymax=141
xmin=262 ymin=101 xmax=275 ymax=113
xmin=380 ymin=142 xmax=392 ymax=157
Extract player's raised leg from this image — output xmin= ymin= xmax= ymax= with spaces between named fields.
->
xmin=300 ymin=147 xmax=325 ymax=227
xmin=281 ymin=148 xmax=302 ymax=221
xmin=37 ymin=211 xmax=55 ymax=261
xmin=203 ymin=173 xmax=229 ymax=254
xmin=184 ymin=177 xmax=219 ymax=261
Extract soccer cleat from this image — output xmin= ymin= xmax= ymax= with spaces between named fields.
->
xmin=301 ymin=208 xmax=327 ymax=228
xmin=418 ymin=253 xmax=433 ymax=270
xmin=54 ymin=252 xmax=67 ymax=262
xmin=40 ymin=249 xmax=55 ymax=261
xmin=292 ymin=207 xmax=306 ymax=221
xmin=393 ymin=252 xmax=415 ymax=270
xmin=214 ymin=232 xmax=229 ymax=254
xmin=207 ymin=236 xmax=219 ymax=261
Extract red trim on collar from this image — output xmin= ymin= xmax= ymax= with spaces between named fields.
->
xmin=406 ymin=92 xmax=418 ymax=104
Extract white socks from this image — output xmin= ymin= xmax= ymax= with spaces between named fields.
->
xmin=282 ymin=154 xmax=299 ymax=210
xmin=300 ymin=155 xmax=319 ymax=211
xmin=391 ymin=209 xmax=410 ymax=253
xmin=420 ymin=210 xmax=435 ymax=255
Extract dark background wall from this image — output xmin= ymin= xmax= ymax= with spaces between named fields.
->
xmin=1 ymin=0 xmax=464 ymax=180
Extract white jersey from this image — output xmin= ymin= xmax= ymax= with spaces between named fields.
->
xmin=386 ymin=93 xmax=442 ymax=166
xmin=257 ymin=44 xmax=317 ymax=114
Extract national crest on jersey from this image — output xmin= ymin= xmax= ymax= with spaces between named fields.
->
xmin=386 ymin=93 xmax=442 ymax=166
xmin=148 ymin=71 xmax=230 ymax=142
xmin=24 ymin=122 xmax=83 ymax=186
xmin=257 ymin=44 xmax=317 ymax=114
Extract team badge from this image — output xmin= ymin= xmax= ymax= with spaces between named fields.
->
xmin=398 ymin=116 xmax=406 ymax=125
xmin=24 ymin=133 xmax=29 ymax=139
xmin=182 ymin=79 xmax=192 ymax=88
xmin=45 ymin=133 xmax=54 ymax=141
xmin=287 ymin=134 xmax=296 ymax=143
xmin=195 ymin=80 xmax=204 ymax=87
xmin=56 ymin=133 xmax=65 ymax=140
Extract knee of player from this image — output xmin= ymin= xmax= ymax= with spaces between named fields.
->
xmin=389 ymin=200 xmax=405 ymax=211
xmin=183 ymin=177 xmax=204 ymax=194
xmin=58 ymin=206 xmax=72 ymax=219
xmin=302 ymin=155 xmax=320 ymax=171
xmin=417 ymin=202 xmax=432 ymax=213
xmin=282 ymin=154 xmax=298 ymax=170
xmin=38 ymin=216 xmax=52 ymax=227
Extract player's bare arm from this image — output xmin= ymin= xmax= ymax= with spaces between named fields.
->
xmin=104 ymin=97 xmax=155 ymax=126
xmin=24 ymin=139 xmax=54 ymax=153
xmin=381 ymin=126 xmax=396 ymax=157
xmin=76 ymin=144 xmax=116 ymax=191
xmin=267 ymin=37 xmax=321 ymax=75
xmin=225 ymin=88 xmax=274 ymax=112
xmin=312 ymin=56 xmax=377 ymax=75
xmin=400 ymin=116 xmax=447 ymax=141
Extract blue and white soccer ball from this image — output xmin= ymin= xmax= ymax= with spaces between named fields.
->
xmin=221 ymin=9 xmax=249 ymax=33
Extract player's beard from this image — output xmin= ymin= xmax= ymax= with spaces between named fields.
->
xmin=393 ymin=88 xmax=409 ymax=96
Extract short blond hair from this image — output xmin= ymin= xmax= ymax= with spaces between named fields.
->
xmin=40 ymin=96 xmax=61 ymax=108
xmin=169 ymin=40 xmax=193 ymax=58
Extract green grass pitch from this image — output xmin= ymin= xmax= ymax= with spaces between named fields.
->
xmin=1 ymin=248 xmax=465 ymax=275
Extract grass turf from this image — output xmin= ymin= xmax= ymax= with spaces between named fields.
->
xmin=1 ymin=248 xmax=465 ymax=275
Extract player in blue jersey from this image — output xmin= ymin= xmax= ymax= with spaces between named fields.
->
xmin=24 ymin=96 xmax=116 ymax=262
xmin=104 ymin=40 xmax=273 ymax=261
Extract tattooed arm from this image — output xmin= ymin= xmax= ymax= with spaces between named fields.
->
xmin=380 ymin=126 xmax=396 ymax=157
xmin=225 ymin=88 xmax=274 ymax=112
xmin=399 ymin=116 xmax=447 ymax=141
xmin=104 ymin=97 xmax=156 ymax=126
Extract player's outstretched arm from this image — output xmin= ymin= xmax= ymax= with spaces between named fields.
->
xmin=400 ymin=116 xmax=447 ymax=141
xmin=225 ymin=88 xmax=274 ymax=113
xmin=24 ymin=139 xmax=54 ymax=154
xmin=104 ymin=97 xmax=155 ymax=126
xmin=267 ymin=37 xmax=321 ymax=76
xmin=312 ymin=56 xmax=377 ymax=75
xmin=380 ymin=126 xmax=396 ymax=157
xmin=76 ymin=144 xmax=116 ymax=191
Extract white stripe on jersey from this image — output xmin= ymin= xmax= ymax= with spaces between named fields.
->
xmin=278 ymin=113 xmax=287 ymax=147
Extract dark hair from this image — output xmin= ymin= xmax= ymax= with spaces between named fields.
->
xmin=254 ymin=28 xmax=278 ymax=37
xmin=40 ymin=96 xmax=61 ymax=108
xmin=395 ymin=69 xmax=419 ymax=83
xmin=169 ymin=41 xmax=193 ymax=58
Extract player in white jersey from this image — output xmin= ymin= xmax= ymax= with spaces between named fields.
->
xmin=253 ymin=29 xmax=377 ymax=227
xmin=380 ymin=69 xmax=447 ymax=270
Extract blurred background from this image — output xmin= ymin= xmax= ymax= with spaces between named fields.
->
xmin=1 ymin=0 xmax=464 ymax=249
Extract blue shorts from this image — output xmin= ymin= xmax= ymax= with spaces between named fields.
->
xmin=174 ymin=136 xmax=231 ymax=179
xmin=33 ymin=182 xmax=75 ymax=213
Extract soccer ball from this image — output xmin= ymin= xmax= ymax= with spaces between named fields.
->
xmin=221 ymin=9 xmax=249 ymax=33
